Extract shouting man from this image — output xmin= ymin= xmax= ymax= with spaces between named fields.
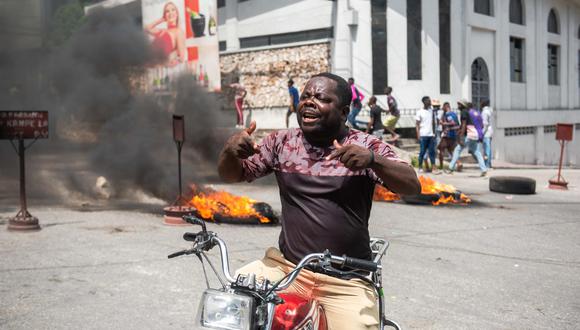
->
xmin=218 ymin=72 xmax=420 ymax=330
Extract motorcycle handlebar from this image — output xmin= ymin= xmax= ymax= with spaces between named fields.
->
xmin=179 ymin=233 xmax=380 ymax=291
xmin=183 ymin=232 xmax=198 ymax=242
xmin=342 ymin=256 xmax=379 ymax=272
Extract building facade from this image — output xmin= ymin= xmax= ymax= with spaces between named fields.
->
xmin=217 ymin=0 xmax=580 ymax=166
xmin=86 ymin=0 xmax=580 ymax=166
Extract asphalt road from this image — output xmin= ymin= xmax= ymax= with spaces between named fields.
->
xmin=1 ymin=169 xmax=579 ymax=329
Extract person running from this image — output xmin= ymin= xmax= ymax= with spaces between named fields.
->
xmin=286 ymin=79 xmax=300 ymax=128
xmin=437 ymin=102 xmax=460 ymax=170
xmin=383 ymin=86 xmax=400 ymax=141
xmin=347 ymin=77 xmax=365 ymax=129
xmin=415 ymin=96 xmax=439 ymax=173
xmin=481 ymin=100 xmax=493 ymax=169
xmin=445 ymin=100 xmax=487 ymax=176
xmin=366 ymin=96 xmax=385 ymax=140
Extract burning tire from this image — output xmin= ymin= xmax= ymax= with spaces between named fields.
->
xmin=489 ymin=176 xmax=536 ymax=195
xmin=401 ymin=194 xmax=440 ymax=205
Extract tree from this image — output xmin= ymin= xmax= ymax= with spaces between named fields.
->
xmin=47 ymin=1 xmax=86 ymax=48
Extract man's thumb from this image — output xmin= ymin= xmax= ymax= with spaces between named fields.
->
xmin=333 ymin=139 xmax=342 ymax=149
xmin=245 ymin=121 xmax=257 ymax=135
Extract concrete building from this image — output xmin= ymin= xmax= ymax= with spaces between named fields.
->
xmin=85 ymin=0 xmax=580 ymax=166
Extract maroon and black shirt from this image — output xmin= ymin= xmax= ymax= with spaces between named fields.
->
xmin=241 ymin=128 xmax=405 ymax=264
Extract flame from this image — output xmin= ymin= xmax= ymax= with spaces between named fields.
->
xmin=373 ymin=175 xmax=471 ymax=205
xmin=188 ymin=185 xmax=270 ymax=223
xmin=373 ymin=185 xmax=401 ymax=201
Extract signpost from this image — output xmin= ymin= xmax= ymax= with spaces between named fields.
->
xmin=0 ymin=111 xmax=49 ymax=231
xmin=549 ymin=123 xmax=573 ymax=190
xmin=163 ymin=114 xmax=194 ymax=226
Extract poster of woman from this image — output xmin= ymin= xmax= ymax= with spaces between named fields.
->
xmin=144 ymin=1 xmax=186 ymax=67
xmin=142 ymin=0 xmax=220 ymax=92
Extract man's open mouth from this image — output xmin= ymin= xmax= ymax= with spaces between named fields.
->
xmin=301 ymin=109 xmax=320 ymax=124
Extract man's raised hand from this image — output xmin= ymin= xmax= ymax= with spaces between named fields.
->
xmin=226 ymin=121 xmax=261 ymax=159
xmin=326 ymin=139 xmax=373 ymax=171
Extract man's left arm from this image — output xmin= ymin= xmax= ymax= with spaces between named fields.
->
xmin=328 ymin=140 xmax=420 ymax=196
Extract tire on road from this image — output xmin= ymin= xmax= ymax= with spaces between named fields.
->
xmin=489 ymin=176 xmax=536 ymax=194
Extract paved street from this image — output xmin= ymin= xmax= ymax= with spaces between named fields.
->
xmin=1 ymin=168 xmax=579 ymax=329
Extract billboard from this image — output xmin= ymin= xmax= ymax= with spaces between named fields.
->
xmin=142 ymin=0 xmax=220 ymax=92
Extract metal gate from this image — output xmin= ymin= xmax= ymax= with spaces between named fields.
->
xmin=471 ymin=57 xmax=490 ymax=110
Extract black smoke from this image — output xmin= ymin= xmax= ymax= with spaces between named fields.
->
xmin=0 ymin=8 xmax=232 ymax=206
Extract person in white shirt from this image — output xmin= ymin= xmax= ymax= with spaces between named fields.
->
xmin=481 ymin=100 xmax=493 ymax=169
xmin=415 ymin=96 xmax=438 ymax=173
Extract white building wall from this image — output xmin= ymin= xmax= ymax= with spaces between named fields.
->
xmin=214 ymin=0 xmax=580 ymax=165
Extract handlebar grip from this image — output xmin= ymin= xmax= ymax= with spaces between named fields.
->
xmin=168 ymin=250 xmax=187 ymax=259
xmin=342 ymin=256 xmax=378 ymax=272
xmin=183 ymin=232 xmax=198 ymax=241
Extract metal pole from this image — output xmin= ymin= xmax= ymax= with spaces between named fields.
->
xmin=177 ymin=141 xmax=182 ymax=200
xmin=19 ymin=137 xmax=27 ymax=214
xmin=8 ymin=137 xmax=40 ymax=231
xmin=557 ymin=140 xmax=564 ymax=181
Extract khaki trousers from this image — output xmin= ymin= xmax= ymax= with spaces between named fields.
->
xmin=236 ymin=247 xmax=379 ymax=330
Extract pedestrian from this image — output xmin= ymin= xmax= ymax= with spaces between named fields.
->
xmin=347 ymin=77 xmax=365 ymax=129
xmin=415 ymin=96 xmax=439 ymax=173
xmin=286 ymin=79 xmax=300 ymax=128
xmin=481 ymin=99 xmax=493 ymax=169
xmin=366 ymin=96 xmax=385 ymax=140
xmin=383 ymin=86 xmax=400 ymax=141
xmin=445 ymin=99 xmax=487 ymax=176
xmin=230 ymin=79 xmax=247 ymax=128
xmin=432 ymin=99 xmax=442 ymax=146
xmin=437 ymin=102 xmax=460 ymax=170
xmin=217 ymin=72 xmax=420 ymax=329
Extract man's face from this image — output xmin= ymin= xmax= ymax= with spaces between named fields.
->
xmin=423 ymin=98 xmax=431 ymax=108
xmin=287 ymin=82 xmax=292 ymax=88
xmin=348 ymin=79 xmax=354 ymax=85
xmin=297 ymin=77 xmax=348 ymax=137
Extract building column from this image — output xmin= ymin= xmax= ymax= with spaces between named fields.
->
xmin=332 ymin=0 xmax=354 ymax=78
xmin=225 ymin=0 xmax=239 ymax=50
xmin=535 ymin=126 xmax=545 ymax=165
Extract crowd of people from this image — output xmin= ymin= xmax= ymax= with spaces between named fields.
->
xmin=232 ymin=77 xmax=494 ymax=176
xmin=345 ymin=79 xmax=494 ymax=176
xmin=413 ymin=96 xmax=493 ymax=176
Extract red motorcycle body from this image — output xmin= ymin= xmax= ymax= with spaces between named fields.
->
xmin=271 ymin=293 xmax=327 ymax=330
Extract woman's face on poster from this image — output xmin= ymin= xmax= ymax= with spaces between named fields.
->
xmin=163 ymin=3 xmax=179 ymax=26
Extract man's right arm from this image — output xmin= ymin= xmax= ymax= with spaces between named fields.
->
xmin=217 ymin=122 xmax=260 ymax=183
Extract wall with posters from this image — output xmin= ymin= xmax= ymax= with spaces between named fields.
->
xmin=142 ymin=0 xmax=220 ymax=92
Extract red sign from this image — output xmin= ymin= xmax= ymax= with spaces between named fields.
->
xmin=555 ymin=123 xmax=573 ymax=141
xmin=0 ymin=111 xmax=49 ymax=139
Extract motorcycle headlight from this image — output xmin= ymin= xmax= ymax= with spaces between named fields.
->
xmin=196 ymin=289 xmax=254 ymax=330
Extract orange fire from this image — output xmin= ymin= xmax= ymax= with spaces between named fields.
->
xmin=373 ymin=185 xmax=400 ymax=201
xmin=374 ymin=175 xmax=471 ymax=205
xmin=188 ymin=185 xmax=270 ymax=223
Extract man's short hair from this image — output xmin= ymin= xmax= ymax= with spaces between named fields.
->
xmin=385 ymin=86 xmax=393 ymax=94
xmin=288 ymin=79 xmax=294 ymax=85
xmin=312 ymin=72 xmax=352 ymax=108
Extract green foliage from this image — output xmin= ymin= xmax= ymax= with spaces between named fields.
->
xmin=47 ymin=1 xmax=86 ymax=48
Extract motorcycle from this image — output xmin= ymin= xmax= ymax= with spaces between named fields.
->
xmin=168 ymin=215 xmax=401 ymax=330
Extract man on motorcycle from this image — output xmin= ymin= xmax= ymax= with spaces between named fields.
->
xmin=218 ymin=72 xmax=420 ymax=329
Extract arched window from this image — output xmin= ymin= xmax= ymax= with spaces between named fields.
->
xmin=547 ymin=9 xmax=559 ymax=34
xmin=509 ymin=0 xmax=524 ymax=25
xmin=474 ymin=0 xmax=493 ymax=16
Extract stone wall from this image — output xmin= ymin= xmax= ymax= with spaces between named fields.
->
xmin=220 ymin=42 xmax=331 ymax=108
